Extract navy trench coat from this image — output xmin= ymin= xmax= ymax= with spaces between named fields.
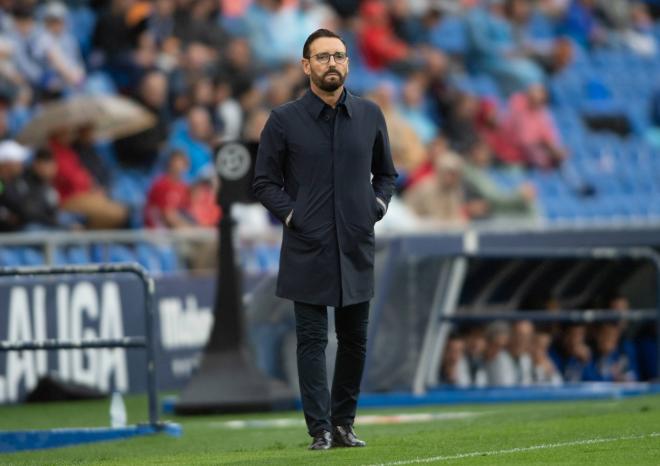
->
xmin=253 ymin=89 xmax=397 ymax=307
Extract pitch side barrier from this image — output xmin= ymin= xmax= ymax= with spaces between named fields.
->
xmin=367 ymin=236 xmax=660 ymax=395
xmin=0 ymin=263 xmax=180 ymax=453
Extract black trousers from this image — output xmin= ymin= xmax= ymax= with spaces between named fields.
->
xmin=294 ymin=300 xmax=369 ymax=436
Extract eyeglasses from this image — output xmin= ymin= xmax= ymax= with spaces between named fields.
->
xmin=308 ymin=52 xmax=348 ymax=64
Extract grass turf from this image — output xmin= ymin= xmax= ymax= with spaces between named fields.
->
xmin=1 ymin=393 xmax=660 ymax=465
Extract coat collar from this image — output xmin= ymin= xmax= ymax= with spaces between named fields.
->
xmin=302 ymin=88 xmax=353 ymax=119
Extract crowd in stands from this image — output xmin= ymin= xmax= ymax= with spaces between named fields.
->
xmin=0 ymin=0 xmax=658 ymax=233
xmin=440 ymin=294 xmax=658 ymax=386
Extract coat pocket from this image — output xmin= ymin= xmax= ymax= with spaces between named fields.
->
xmin=290 ymin=186 xmax=308 ymax=230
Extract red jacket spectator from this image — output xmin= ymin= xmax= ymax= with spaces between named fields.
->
xmin=475 ymin=99 xmax=520 ymax=165
xmin=187 ymin=180 xmax=221 ymax=227
xmin=358 ymin=0 xmax=410 ymax=71
xmin=145 ymin=175 xmax=190 ymax=228
xmin=145 ymin=150 xmax=192 ymax=228
xmin=50 ymin=139 xmax=93 ymax=202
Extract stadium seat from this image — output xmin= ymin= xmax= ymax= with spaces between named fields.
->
xmin=135 ymin=243 xmax=163 ymax=275
xmin=66 ymin=245 xmax=93 ymax=265
xmin=107 ymin=244 xmax=137 ymax=263
xmin=155 ymin=244 xmax=180 ymax=273
xmin=18 ymin=247 xmax=45 ymax=266
xmin=0 ymin=248 xmax=22 ymax=267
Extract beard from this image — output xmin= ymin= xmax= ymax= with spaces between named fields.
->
xmin=311 ymin=68 xmax=346 ymax=92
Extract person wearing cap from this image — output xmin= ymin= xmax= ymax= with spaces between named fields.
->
xmin=5 ymin=147 xmax=61 ymax=230
xmin=0 ymin=140 xmax=29 ymax=231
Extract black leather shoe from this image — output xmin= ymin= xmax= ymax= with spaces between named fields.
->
xmin=333 ymin=425 xmax=366 ymax=447
xmin=309 ymin=430 xmax=333 ymax=450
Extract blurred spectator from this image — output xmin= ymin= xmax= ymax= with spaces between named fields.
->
xmin=34 ymin=1 xmax=86 ymax=96
xmin=462 ymin=138 xmax=539 ymax=221
xmin=187 ymin=167 xmax=221 ymax=227
xmin=173 ymin=0 xmax=227 ymax=49
xmin=463 ymin=325 xmax=488 ymax=387
xmin=145 ymin=149 xmax=192 ymax=229
xmin=608 ymin=294 xmax=631 ymax=335
xmin=398 ymin=73 xmax=438 ymax=144
xmin=168 ymin=105 xmax=215 ymax=180
xmin=403 ymin=137 xmax=467 ymax=225
xmin=72 ymin=124 xmax=111 ymax=190
xmin=508 ymin=320 xmax=535 ymax=385
xmin=170 ymin=41 xmax=219 ymax=113
xmin=622 ymin=2 xmax=657 ymax=56
xmin=465 ymin=0 xmax=545 ymax=95
xmin=92 ymin=0 xmax=144 ymax=84
xmin=6 ymin=147 xmax=62 ymax=230
xmin=5 ymin=4 xmax=44 ymax=90
xmin=443 ymin=92 xmax=481 ymax=154
xmin=440 ymin=334 xmax=470 ymax=387
xmin=584 ymin=323 xmax=638 ymax=382
xmin=244 ymin=0 xmax=313 ymax=69
xmin=532 ymin=331 xmax=563 ymax=385
xmin=219 ymin=38 xmax=259 ymax=110
xmin=147 ymin=0 xmax=176 ymax=48
xmin=424 ymin=48 xmax=460 ymax=129
xmin=0 ymin=104 xmax=10 ymax=140
xmin=389 ymin=0 xmax=428 ymax=45
xmin=367 ymin=84 xmax=427 ymax=176
xmin=550 ymin=324 xmax=592 ymax=382
xmin=475 ymin=98 xmax=519 ymax=164
xmin=484 ymin=320 xmax=516 ymax=386
xmin=358 ymin=0 xmax=415 ymax=73
xmin=558 ymin=0 xmax=608 ymax=49
xmin=505 ymin=0 xmax=574 ymax=74
xmin=242 ymin=107 xmax=270 ymax=142
xmin=50 ymin=127 xmax=128 ymax=229
xmin=114 ymin=70 xmax=170 ymax=170
xmin=594 ymin=0 xmax=631 ymax=30
xmin=0 ymin=139 xmax=29 ymax=231
xmin=214 ymin=76 xmax=243 ymax=142
xmin=263 ymin=73 xmax=296 ymax=110
xmin=502 ymin=84 xmax=567 ymax=170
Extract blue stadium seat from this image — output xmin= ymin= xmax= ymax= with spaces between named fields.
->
xmin=107 ymin=244 xmax=137 ymax=263
xmin=18 ymin=247 xmax=45 ymax=266
xmin=66 ymin=245 xmax=92 ymax=264
xmin=53 ymin=248 xmax=69 ymax=266
xmin=110 ymin=170 xmax=153 ymax=229
xmin=155 ymin=244 xmax=180 ymax=273
xmin=0 ymin=248 xmax=22 ymax=267
xmin=135 ymin=243 xmax=163 ymax=275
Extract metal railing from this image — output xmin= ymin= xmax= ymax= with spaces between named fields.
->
xmin=0 ymin=263 xmax=160 ymax=427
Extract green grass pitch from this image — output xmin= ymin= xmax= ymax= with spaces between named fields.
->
xmin=1 ymin=394 xmax=659 ymax=465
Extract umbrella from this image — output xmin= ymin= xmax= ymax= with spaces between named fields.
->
xmin=17 ymin=95 xmax=157 ymax=146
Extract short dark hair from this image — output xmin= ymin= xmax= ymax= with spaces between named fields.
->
xmin=33 ymin=148 xmax=53 ymax=162
xmin=302 ymin=29 xmax=346 ymax=59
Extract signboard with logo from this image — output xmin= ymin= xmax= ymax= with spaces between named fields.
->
xmin=0 ymin=274 xmax=215 ymax=404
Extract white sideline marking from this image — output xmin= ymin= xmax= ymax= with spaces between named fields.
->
xmin=366 ymin=432 xmax=660 ymax=465
xmin=208 ymin=412 xmax=480 ymax=429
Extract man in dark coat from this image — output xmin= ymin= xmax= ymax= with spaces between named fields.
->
xmin=253 ymin=29 xmax=397 ymax=450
